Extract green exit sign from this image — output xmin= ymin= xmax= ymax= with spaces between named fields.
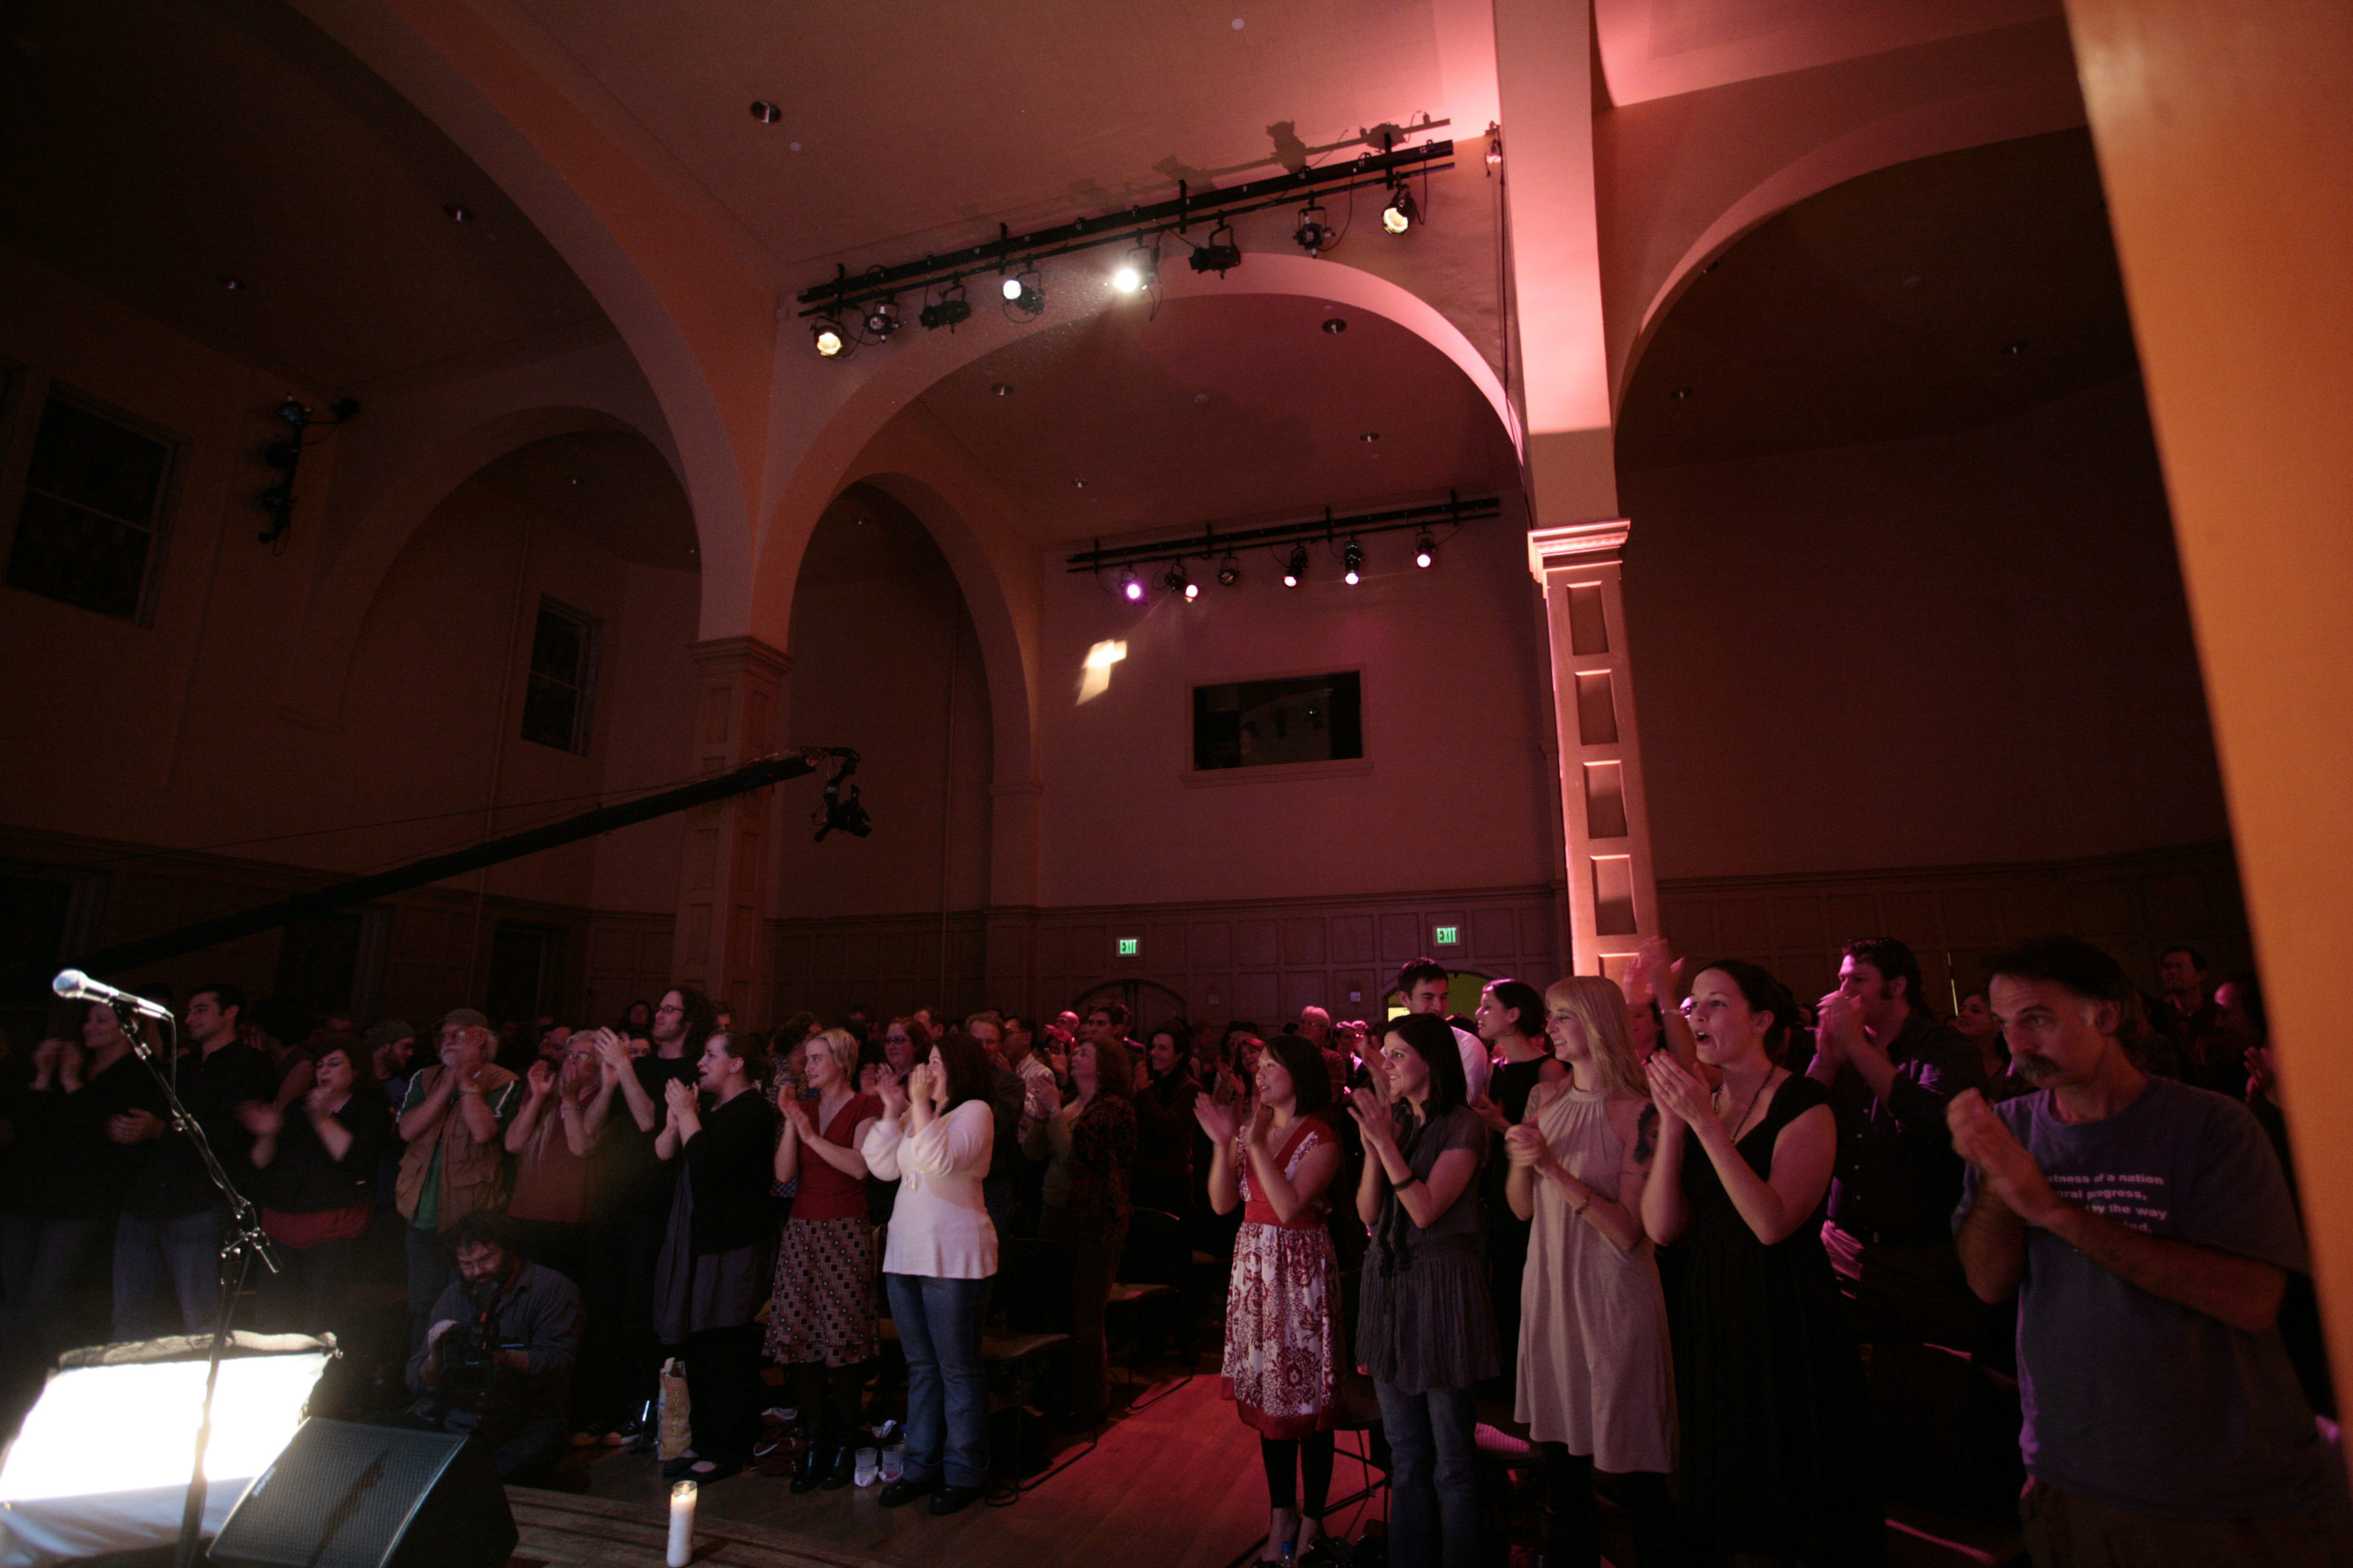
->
xmin=1434 ymin=925 xmax=1460 ymax=946
xmin=1117 ymin=937 xmax=1140 ymax=956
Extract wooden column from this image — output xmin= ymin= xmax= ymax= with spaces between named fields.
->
xmin=1529 ymin=521 xmax=1657 ymax=976
xmin=674 ymin=636 xmax=789 ymax=1021
xmin=2061 ymin=0 xmax=2353 ymax=1419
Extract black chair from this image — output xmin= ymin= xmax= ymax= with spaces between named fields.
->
xmin=1111 ymin=1206 xmax=1197 ymax=1364
xmin=984 ymin=1237 xmax=1079 ymax=1481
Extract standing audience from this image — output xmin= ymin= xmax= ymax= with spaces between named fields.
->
xmin=1350 ymin=1013 xmax=1496 ymax=1568
xmin=249 ymin=1037 xmax=392 ymax=1335
xmin=1029 ymin=1034 xmax=1140 ymax=1428
xmin=395 ymin=1008 xmax=521 ymax=1349
xmin=1507 ymin=978 xmax=1679 ymax=1568
xmin=1132 ymin=1024 xmax=1201 ymax=1222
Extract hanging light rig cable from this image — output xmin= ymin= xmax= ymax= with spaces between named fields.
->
xmin=1076 ymin=492 xmax=1493 ymax=595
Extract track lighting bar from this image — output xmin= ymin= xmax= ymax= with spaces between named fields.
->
xmin=797 ymin=140 xmax=1454 ymax=318
xmin=1063 ymin=492 xmax=1499 ymax=575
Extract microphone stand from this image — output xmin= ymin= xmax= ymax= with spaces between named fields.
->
xmin=108 ymin=998 xmax=282 ymax=1568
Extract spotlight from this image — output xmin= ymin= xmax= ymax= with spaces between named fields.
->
xmin=1217 ymin=555 xmax=1240 ymax=587
xmin=1414 ymin=532 xmax=1435 ymax=569
xmin=1282 ymin=544 xmax=1308 ymax=588
xmin=1295 ymin=201 xmax=1332 ymax=254
xmin=1381 ymin=186 xmax=1418 ymax=235
xmin=1343 ymin=537 xmax=1364 ymax=584
xmin=1185 ymin=580 xmax=1200 ymax=601
xmin=1001 ymin=268 xmax=1044 ymax=316
xmin=863 ymin=299 xmax=901 ymax=338
xmin=749 ymin=101 xmax=782 ymax=123
xmin=918 ymin=282 xmax=971 ymax=329
xmin=1188 ymin=223 xmax=1243 ymax=276
xmin=1121 ymin=570 xmax=1145 ymax=602
xmin=1163 ymin=562 xmax=1190 ymax=598
xmin=812 ymin=317 xmax=846 ymax=357
xmin=1113 ymin=243 xmax=1157 ymax=295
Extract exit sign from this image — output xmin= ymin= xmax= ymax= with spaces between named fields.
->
xmin=1117 ymin=937 xmax=1140 ymax=956
xmin=1434 ymin=925 xmax=1460 ymax=946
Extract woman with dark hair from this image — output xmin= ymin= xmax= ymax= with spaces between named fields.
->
xmin=1132 ymin=1023 xmax=1201 ymax=1221
xmin=621 ymin=999 xmax=654 ymax=1038
xmin=1029 ymin=1033 xmax=1140 ymax=1428
xmin=1467 ymin=978 xmax=1564 ymax=1388
xmin=1507 ymin=979 xmax=1679 ymax=1568
xmin=1350 ymin=1013 xmax=1497 ymax=1568
xmin=1200 ymin=1034 xmax=1346 ymax=1568
xmin=1641 ymin=959 xmax=1873 ymax=1567
xmin=654 ymin=1028 xmax=779 ymax=1482
xmin=247 ymin=1036 xmax=393 ymax=1336
xmin=865 ymin=1029 xmax=998 ymax=1516
xmin=767 ymin=1027 xmax=882 ymax=1489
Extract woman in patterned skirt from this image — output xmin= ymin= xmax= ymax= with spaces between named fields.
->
xmin=765 ymin=1027 xmax=882 ymax=1491
xmin=1198 ymin=1034 xmax=1346 ymax=1568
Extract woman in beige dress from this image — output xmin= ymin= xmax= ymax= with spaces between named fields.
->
xmin=1506 ymin=976 xmax=1680 ymax=1567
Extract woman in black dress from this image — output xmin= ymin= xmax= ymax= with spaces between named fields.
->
xmin=654 ymin=1028 xmax=779 ymax=1481
xmin=1641 ymin=959 xmax=1877 ymax=1566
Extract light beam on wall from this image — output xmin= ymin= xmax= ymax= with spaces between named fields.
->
xmin=1078 ymin=639 xmax=1127 ymax=704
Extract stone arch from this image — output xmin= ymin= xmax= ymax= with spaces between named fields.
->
xmin=1615 ymin=79 xmax=2091 ymax=407
xmin=280 ymin=404 xmax=677 ymax=728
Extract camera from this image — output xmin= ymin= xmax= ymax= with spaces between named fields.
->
xmin=440 ymin=1312 xmax=499 ymax=1395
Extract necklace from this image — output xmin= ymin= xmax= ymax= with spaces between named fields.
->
xmin=1717 ymin=1068 xmax=1778 ymax=1142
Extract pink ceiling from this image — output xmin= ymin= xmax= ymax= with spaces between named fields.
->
xmin=1593 ymin=0 xmax=2064 ymax=105
xmin=906 ymin=292 xmax=1520 ymax=545
xmin=506 ymin=0 xmax=1456 ymax=276
xmin=0 ymin=0 xmax=605 ymax=393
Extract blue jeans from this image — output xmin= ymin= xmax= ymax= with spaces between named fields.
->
xmin=1375 ymin=1380 xmax=1479 ymax=1568
xmin=113 ymin=1208 xmax=226 ymax=1340
xmin=885 ymin=1272 xmax=990 ymax=1489
xmin=1 ymin=1213 xmax=110 ymax=1384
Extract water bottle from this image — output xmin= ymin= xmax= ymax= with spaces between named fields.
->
xmin=854 ymin=1446 xmax=879 ymax=1486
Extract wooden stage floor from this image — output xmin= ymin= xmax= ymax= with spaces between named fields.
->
xmin=523 ymin=1373 xmax=1365 ymax=1568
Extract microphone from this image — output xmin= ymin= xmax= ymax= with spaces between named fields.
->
xmin=53 ymin=969 xmax=176 ymax=1020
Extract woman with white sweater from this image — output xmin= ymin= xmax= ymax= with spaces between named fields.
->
xmin=863 ymin=1028 xmax=999 ymax=1516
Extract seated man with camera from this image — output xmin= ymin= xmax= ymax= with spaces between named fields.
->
xmin=403 ymin=1211 xmax=585 ymax=1483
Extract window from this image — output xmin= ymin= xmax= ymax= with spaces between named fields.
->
xmin=6 ymin=383 xmax=176 ymax=620
xmin=1192 ymin=670 xmax=1363 ymax=771
xmin=521 ymin=598 xmax=600 ymax=753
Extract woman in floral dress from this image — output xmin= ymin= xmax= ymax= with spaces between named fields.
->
xmin=1199 ymin=1034 xmax=1346 ymax=1567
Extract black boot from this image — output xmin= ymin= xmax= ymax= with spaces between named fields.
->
xmin=790 ymin=1415 xmax=828 ymax=1494
xmin=819 ymin=1443 xmax=855 ymax=1490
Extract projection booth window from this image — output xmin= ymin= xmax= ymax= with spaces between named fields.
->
xmin=1192 ymin=670 xmax=1363 ymax=771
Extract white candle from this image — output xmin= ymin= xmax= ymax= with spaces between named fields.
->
xmin=667 ymin=1480 xmax=697 ymax=1567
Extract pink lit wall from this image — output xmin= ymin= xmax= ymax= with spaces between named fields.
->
xmin=1621 ymin=375 xmax=2228 ymax=882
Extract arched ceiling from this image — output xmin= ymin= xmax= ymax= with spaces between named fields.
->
xmin=0 ymin=0 xmax=607 ymax=393
xmin=471 ymin=430 xmax=698 ymax=570
xmin=903 ymin=290 xmax=1521 ymax=544
xmin=1618 ymin=129 xmax=2138 ymax=471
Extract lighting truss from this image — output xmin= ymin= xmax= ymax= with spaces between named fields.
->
xmin=1068 ymin=492 xmax=1499 ymax=581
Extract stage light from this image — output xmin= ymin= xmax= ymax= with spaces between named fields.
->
xmin=1121 ymin=570 xmax=1144 ymax=602
xmin=1295 ymin=201 xmax=1332 ymax=254
xmin=1343 ymin=537 xmax=1364 ymax=584
xmin=863 ymin=299 xmax=901 ymax=338
xmin=1164 ymin=562 xmax=1191 ymax=598
xmin=1382 ymin=186 xmax=1418 ymax=235
xmin=1414 ymin=531 xmax=1435 ymax=568
xmin=1188 ymin=223 xmax=1242 ymax=276
xmin=812 ymin=318 xmax=846 ymax=357
xmin=918 ymin=282 xmax=971 ymax=329
xmin=1113 ymin=243 xmax=1157 ymax=295
xmin=1185 ymin=580 xmax=1200 ymax=600
xmin=1217 ymin=555 xmax=1240 ymax=587
xmin=1002 ymin=268 xmax=1044 ymax=316
xmin=1282 ymin=544 xmax=1308 ymax=588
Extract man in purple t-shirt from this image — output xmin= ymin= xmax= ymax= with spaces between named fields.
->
xmin=1949 ymin=935 xmax=2350 ymax=1567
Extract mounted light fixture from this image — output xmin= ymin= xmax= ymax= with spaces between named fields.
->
xmin=863 ymin=299 xmax=902 ymax=338
xmin=918 ymin=281 xmax=971 ymax=329
xmin=1342 ymin=537 xmax=1365 ymax=584
xmin=1163 ymin=562 xmax=1191 ymax=598
xmin=1121 ymin=570 xmax=1145 ymax=602
xmin=1188 ymin=222 xmax=1242 ymax=276
xmin=1282 ymin=543 xmax=1309 ymax=588
xmin=812 ymin=317 xmax=847 ymax=357
xmin=1002 ymin=267 xmax=1044 ymax=317
xmin=1294 ymin=200 xmax=1332 ymax=254
xmin=1112 ymin=240 xmax=1157 ymax=295
xmin=1413 ymin=531 xmax=1435 ymax=568
xmin=1217 ymin=555 xmax=1240 ymax=587
xmin=1381 ymin=185 xmax=1418 ymax=235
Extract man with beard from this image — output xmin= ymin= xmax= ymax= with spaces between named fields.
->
xmin=1950 ymin=935 xmax=2346 ymax=1567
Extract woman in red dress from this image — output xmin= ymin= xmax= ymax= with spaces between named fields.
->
xmin=1198 ymin=1034 xmax=1347 ymax=1567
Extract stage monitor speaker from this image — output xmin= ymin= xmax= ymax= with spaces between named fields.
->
xmin=210 ymin=1420 xmax=516 ymax=1568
